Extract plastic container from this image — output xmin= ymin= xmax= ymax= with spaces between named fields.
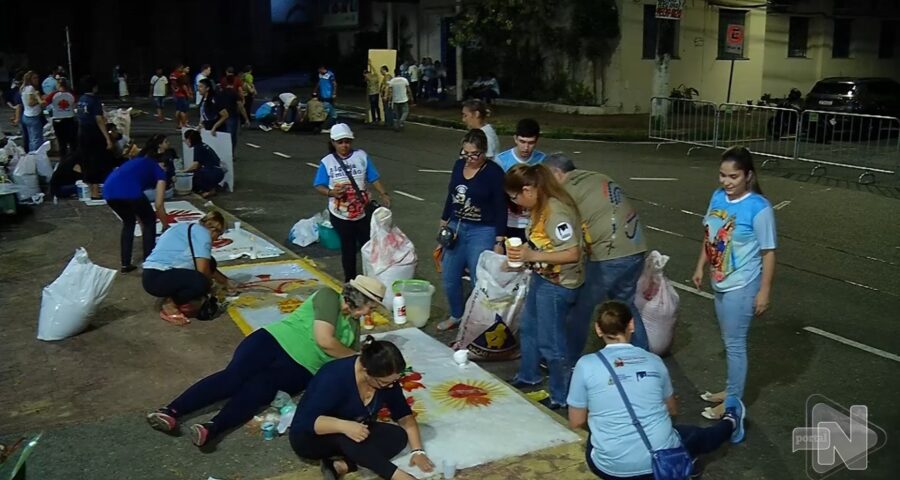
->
xmin=174 ymin=172 xmax=193 ymax=195
xmin=317 ymin=222 xmax=341 ymax=250
xmin=392 ymin=280 xmax=435 ymax=328
xmin=75 ymin=180 xmax=89 ymax=201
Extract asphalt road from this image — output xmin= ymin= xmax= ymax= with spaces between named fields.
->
xmin=120 ymin=109 xmax=900 ymax=479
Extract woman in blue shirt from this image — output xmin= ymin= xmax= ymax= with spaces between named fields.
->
xmin=76 ymin=75 xmax=114 ymax=199
xmin=436 ymin=129 xmax=507 ymax=331
xmin=142 ymin=211 xmax=231 ymax=325
xmin=103 ymin=136 xmax=170 ymax=273
xmin=691 ymin=147 xmax=776 ymax=427
xmin=182 ymin=129 xmax=225 ymax=198
xmin=568 ymin=301 xmax=742 ymax=479
xmin=290 ymin=337 xmax=435 ymax=480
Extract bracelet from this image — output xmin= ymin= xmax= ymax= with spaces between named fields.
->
xmin=411 ymin=449 xmax=426 ymax=456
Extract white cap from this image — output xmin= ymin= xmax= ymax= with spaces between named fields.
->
xmin=329 ymin=123 xmax=354 ymax=141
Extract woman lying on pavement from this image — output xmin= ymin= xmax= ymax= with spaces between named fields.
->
xmin=147 ymin=276 xmax=386 ymax=448
xmin=568 ymin=301 xmax=744 ymax=480
xmin=289 ymin=336 xmax=435 ymax=480
xmin=141 ymin=210 xmax=231 ymax=325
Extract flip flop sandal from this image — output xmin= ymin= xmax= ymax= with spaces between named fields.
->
xmin=436 ymin=318 xmax=460 ymax=331
xmin=160 ymin=310 xmax=190 ymax=326
xmin=701 ymin=406 xmax=725 ymax=420
xmin=700 ymin=391 xmax=725 ymax=403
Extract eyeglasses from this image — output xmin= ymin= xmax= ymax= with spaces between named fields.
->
xmin=507 ymin=191 xmax=520 ymax=201
xmin=460 ymin=151 xmax=483 ymax=160
xmin=368 ymin=375 xmax=400 ymax=389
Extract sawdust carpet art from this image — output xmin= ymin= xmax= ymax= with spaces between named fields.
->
xmin=371 ymin=328 xmax=580 ymax=478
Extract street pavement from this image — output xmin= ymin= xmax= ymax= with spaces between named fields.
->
xmin=1 ymin=104 xmax=898 ymax=480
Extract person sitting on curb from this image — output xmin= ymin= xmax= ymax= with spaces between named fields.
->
xmin=141 ymin=211 xmax=232 ymax=325
xmin=147 ymin=277 xmax=386 ymax=448
xmin=568 ymin=301 xmax=745 ymax=480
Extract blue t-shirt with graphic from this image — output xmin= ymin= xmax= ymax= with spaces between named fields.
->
xmin=494 ymin=148 xmax=546 ymax=172
xmin=702 ymin=189 xmax=776 ymax=292
xmin=318 ymin=70 xmax=336 ymax=99
xmin=568 ymin=344 xmax=681 ymax=477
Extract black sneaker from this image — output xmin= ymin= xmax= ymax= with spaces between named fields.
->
xmin=538 ymin=397 xmax=565 ymax=410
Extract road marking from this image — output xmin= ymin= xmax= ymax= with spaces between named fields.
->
xmin=245 ymin=143 xmax=261 ymax=149
xmin=804 ymin=327 xmax=900 ymax=363
xmin=408 ymin=121 xmax=458 ymax=131
xmin=671 ymin=281 xmax=715 ymax=300
xmin=273 ymin=152 xmax=291 ymax=158
xmin=418 ymin=169 xmax=452 ymax=174
xmin=630 ymin=177 xmax=679 ymax=181
xmin=680 ymin=209 xmax=704 ymax=218
xmin=305 ymin=162 xmax=318 ymax=168
xmin=394 ymin=190 xmax=425 ymax=201
xmin=773 ymin=200 xmax=791 ymax=210
xmin=843 ymin=280 xmax=879 ymax=292
xmin=163 ymin=117 xmax=173 ymax=121
xmin=646 ymin=225 xmax=684 ymax=237
xmin=573 ymin=151 xmax=582 ymax=154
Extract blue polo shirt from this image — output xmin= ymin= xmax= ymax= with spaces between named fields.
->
xmin=102 ymin=156 xmax=166 ymax=200
xmin=143 ymin=223 xmax=212 ymax=271
xmin=292 ymin=355 xmax=412 ymax=435
xmin=255 ymin=102 xmax=275 ymax=118
xmin=568 ymin=344 xmax=681 ymax=477
xmin=318 ymin=70 xmax=336 ymax=99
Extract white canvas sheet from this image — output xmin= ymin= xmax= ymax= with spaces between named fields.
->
xmin=181 ymin=129 xmax=234 ymax=192
xmin=223 ymin=262 xmax=324 ymax=331
xmin=372 ymin=328 xmax=581 ymax=478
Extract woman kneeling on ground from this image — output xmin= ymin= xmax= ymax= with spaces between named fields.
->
xmin=290 ymin=337 xmax=435 ymax=480
xmin=182 ymin=129 xmax=225 ymax=198
xmin=147 ymin=276 xmax=386 ymax=448
xmin=142 ymin=211 xmax=231 ymax=325
xmin=568 ymin=301 xmax=744 ymax=480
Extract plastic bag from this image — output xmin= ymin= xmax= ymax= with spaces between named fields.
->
xmin=33 ymin=141 xmax=53 ymax=178
xmin=634 ymin=250 xmax=680 ymax=356
xmin=11 ymin=152 xmax=39 ymax=201
xmin=37 ymin=248 xmax=117 ymax=341
xmin=288 ymin=211 xmax=325 ymax=247
xmin=360 ymin=207 xmax=417 ymax=309
xmin=454 ymin=251 xmax=530 ymax=360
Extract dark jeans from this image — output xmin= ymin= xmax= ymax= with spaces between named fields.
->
xmin=290 ymin=422 xmax=408 ymax=479
xmin=225 ymin=116 xmax=239 ymax=152
xmin=585 ymin=421 xmax=732 ymax=479
xmin=143 ymin=267 xmax=210 ymax=305
xmin=568 ymin=253 xmax=649 ymax=359
xmin=409 ymin=81 xmax=419 ymax=103
xmin=167 ymin=329 xmax=313 ymax=439
xmin=367 ymin=94 xmax=381 ymax=122
xmin=193 ymin=167 xmax=225 ymax=193
xmin=330 ymin=212 xmax=370 ymax=282
xmin=53 ymin=118 xmax=78 ymax=158
xmin=107 ymin=197 xmax=156 ymax=267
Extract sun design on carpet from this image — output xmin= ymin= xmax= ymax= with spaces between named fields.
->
xmin=432 ymin=380 xmax=506 ymax=409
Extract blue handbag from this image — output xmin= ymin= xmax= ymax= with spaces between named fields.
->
xmin=595 ymin=351 xmax=694 ymax=480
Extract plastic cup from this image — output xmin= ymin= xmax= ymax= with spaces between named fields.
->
xmin=442 ymin=460 xmax=457 ymax=479
xmin=234 ymin=221 xmax=242 ymax=232
xmin=506 ymin=237 xmax=524 ymax=268
xmin=453 ymin=349 xmax=469 ymax=367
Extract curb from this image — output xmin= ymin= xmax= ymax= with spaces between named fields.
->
xmin=337 ymin=104 xmax=649 ymax=142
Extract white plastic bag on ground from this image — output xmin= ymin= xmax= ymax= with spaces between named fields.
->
xmin=38 ymin=248 xmax=117 ymax=341
xmin=105 ymin=107 xmax=133 ymax=139
xmin=360 ymin=207 xmax=417 ymax=309
xmin=34 ymin=141 xmax=53 ymax=178
xmin=634 ymin=250 xmax=680 ymax=356
xmin=454 ymin=251 xmax=530 ymax=360
xmin=288 ymin=211 xmax=325 ymax=247
xmin=12 ymin=151 xmax=39 ymax=201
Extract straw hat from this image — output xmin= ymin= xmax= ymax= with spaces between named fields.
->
xmin=348 ymin=275 xmax=386 ymax=304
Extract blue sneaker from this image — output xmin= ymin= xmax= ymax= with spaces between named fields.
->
xmin=724 ymin=398 xmax=746 ymax=444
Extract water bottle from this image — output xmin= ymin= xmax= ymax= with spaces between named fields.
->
xmin=392 ymin=292 xmax=407 ymax=325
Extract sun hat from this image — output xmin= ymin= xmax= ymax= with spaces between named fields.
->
xmin=330 ymin=123 xmax=355 ymax=141
xmin=348 ymin=275 xmax=385 ymax=304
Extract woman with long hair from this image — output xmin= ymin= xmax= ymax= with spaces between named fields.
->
xmin=505 ymin=164 xmax=585 ymax=409
xmin=102 ymin=135 xmax=170 ymax=273
xmin=436 ymin=128 xmax=507 ymax=331
xmin=290 ymin=336 xmax=435 ymax=480
xmin=691 ymin=146 xmax=776 ymax=432
xmin=148 ymin=277 xmax=386 ymax=447
xmin=460 ymin=99 xmax=499 ymax=160
xmin=17 ymin=70 xmax=44 ymax=153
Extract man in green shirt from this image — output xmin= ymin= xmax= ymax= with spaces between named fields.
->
xmin=543 ymin=153 xmax=650 ymax=357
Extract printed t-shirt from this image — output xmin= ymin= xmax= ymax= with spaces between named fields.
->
xmin=313 ymin=150 xmax=380 ymax=221
xmin=441 ymin=158 xmax=507 ymax=236
xmin=527 ymin=197 xmax=584 ymax=288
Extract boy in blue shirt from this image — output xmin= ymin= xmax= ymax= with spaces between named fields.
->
xmin=495 ymin=118 xmax=546 ymax=238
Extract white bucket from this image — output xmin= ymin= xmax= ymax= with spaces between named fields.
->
xmin=174 ymin=173 xmax=193 ymax=195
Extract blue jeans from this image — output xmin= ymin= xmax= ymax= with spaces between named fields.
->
xmin=568 ymin=253 xmax=649 ymax=360
xmin=21 ymin=114 xmax=43 ymax=153
xmin=322 ymin=98 xmax=336 ymax=125
xmin=392 ymin=102 xmax=409 ymax=128
xmin=515 ymin=274 xmax=578 ymax=405
xmin=714 ymin=274 xmax=760 ymax=404
xmin=226 ymin=115 xmax=240 ymax=151
xmin=440 ymin=220 xmax=497 ymax=319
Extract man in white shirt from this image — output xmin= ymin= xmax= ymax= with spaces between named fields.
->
xmin=277 ymin=92 xmax=300 ymax=125
xmin=194 ymin=64 xmax=211 ymax=106
xmin=150 ymin=68 xmax=169 ymax=122
xmin=408 ymin=61 xmax=420 ymax=103
xmin=387 ymin=73 xmax=414 ymax=131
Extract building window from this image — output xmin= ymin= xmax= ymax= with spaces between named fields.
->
xmin=642 ymin=4 xmax=679 ymax=59
xmin=879 ymin=20 xmax=896 ymax=59
xmin=717 ymin=9 xmax=747 ymax=60
xmin=832 ymin=19 xmax=852 ymax=58
xmin=788 ymin=17 xmax=809 ymax=57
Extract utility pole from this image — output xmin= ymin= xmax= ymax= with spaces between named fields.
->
xmin=455 ymin=0 xmax=463 ymax=101
xmin=66 ymin=26 xmax=74 ymax=85
xmin=386 ymin=2 xmax=394 ymax=50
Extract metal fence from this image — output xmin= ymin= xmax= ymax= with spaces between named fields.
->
xmin=648 ymin=97 xmax=900 ymax=184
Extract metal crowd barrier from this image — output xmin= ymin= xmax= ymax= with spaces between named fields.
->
xmin=647 ymin=97 xmax=900 ymax=184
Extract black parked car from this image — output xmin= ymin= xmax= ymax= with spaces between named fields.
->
xmin=803 ymin=77 xmax=900 ymax=139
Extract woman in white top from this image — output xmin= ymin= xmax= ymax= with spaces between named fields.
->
xmin=461 ymin=99 xmax=499 ymax=160
xmin=312 ymin=124 xmax=391 ymax=282
xmin=16 ymin=71 xmax=44 ymax=153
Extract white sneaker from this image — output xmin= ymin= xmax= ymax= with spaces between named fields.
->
xmin=259 ymin=125 xmax=272 ymax=132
